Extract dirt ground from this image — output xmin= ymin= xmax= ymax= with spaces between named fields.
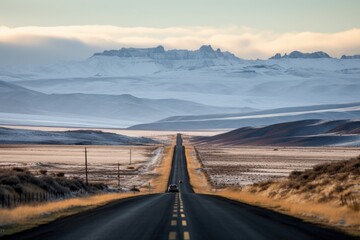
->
xmin=194 ymin=145 xmax=360 ymax=187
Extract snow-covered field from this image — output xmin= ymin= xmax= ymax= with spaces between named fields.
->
xmin=7 ymin=57 xmax=360 ymax=110
xmin=194 ymin=145 xmax=360 ymax=187
xmin=0 ymin=144 xmax=164 ymax=189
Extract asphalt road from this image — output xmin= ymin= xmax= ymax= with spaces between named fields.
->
xmin=3 ymin=134 xmax=354 ymax=240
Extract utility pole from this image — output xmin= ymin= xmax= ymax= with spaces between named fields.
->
xmin=85 ymin=147 xmax=88 ymax=186
xmin=129 ymin=149 xmax=132 ymax=165
xmin=117 ymin=161 xmax=120 ymax=188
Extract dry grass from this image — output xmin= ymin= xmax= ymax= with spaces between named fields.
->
xmin=0 ymin=192 xmax=146 ymax=236
xmin=150 ymin=145 xmax=175 ymax=193
xmin=184 ymin=145 xmax=212 ymax=193
xmin=207 ymin=189 xmax=360 ymax=236
xmin=186 ymin=144 xmax=360 ymax=236
xmin=0 ymin=192 xmax=142 ymax=226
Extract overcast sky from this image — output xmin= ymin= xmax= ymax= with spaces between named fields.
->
xmin=0 ymin=0 xmax=359 ymax=65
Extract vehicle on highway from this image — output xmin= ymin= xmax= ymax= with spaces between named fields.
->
xmin=168 ymin=184 xmax=179 ymax=192
xmin=179 ymin=180 xmax=183 ymax=184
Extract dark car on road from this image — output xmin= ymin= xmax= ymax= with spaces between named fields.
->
xmin=168 ymin=184 xmax=179 ymax=192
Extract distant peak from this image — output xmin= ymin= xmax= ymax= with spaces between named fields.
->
xmin=341 ymin=54 xmax=360 ymax=59
xmin=270 ymin=51 xmax=331 ymax=59
xmin=154 ymin=45 xmax=165 ymax=53
xmin=199 ymin=45 xmax=214 ymax=52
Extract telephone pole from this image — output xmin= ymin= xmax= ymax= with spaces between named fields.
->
xmin=85 ymin=147 xmax=88 ymax=186
xmin=129 ymin=149 xmax=132 ymax=165
xmin=117 ymin=161 xmax=120 ymax=188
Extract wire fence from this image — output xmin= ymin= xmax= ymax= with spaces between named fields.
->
xmin=0 ymin=191 xmax=74 ymax=209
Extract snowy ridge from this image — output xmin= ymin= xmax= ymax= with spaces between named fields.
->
xmin=0 ymin=127 xmax=156 ymax=145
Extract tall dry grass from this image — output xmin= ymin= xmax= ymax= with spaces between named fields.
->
xmin=214 ymin=189 xmax=360 ymax=226
xmin=0 ymin=192 xmax=142 ymax=227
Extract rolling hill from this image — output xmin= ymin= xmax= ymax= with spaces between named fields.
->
xmin=194 ymin=119 xmax=360 ymax=147
xmin=0 ymin=127 xmax=156 ymax=145
xmin=0 ymin=81 xmax=243 ymax=128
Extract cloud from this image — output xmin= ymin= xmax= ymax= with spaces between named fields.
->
xmin=0 ymin=25 xmax=359 ymax=65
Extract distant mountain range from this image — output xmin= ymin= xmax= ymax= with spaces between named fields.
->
xmin=96 ymin=46 xmax=359 ymax=61
xmin=0 ymin=80 xmax=244 ymax=127
xmin=0 ymin=45 xmax=359 ymax=129
xmin=94 ymin=45 xmax=240 ymax=62
xmin=194 ymin=119 xmax=360 ymax=147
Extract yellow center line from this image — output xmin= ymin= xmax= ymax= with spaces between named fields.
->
xmin=169 ymin=231 xmax=177 ymax=240
xmin=182 ymin=220 xmax=187 ymax=226
xmin=184 ymin=231 xmax=190 ymax=240
xmin=171 ymin=220 xmax=177 ymax=226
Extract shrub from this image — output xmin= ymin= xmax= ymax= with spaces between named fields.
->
xmin=12 ymin=167 xmax=25 ymax=172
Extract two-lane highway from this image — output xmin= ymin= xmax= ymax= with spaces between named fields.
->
xmin=3 ymin=134 xmax=354 ymax=240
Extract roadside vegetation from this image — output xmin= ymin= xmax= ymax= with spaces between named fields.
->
xmin=185 ymin=144 xmax=360 ymax=236
xmin=0 ymin=167 xmax=108 ymax=198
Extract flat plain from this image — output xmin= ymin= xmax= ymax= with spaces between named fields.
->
xmin=0 ymin=144 xmax=165 ymax=189
xmin=194 ymin=145 xmax=360 ymax=187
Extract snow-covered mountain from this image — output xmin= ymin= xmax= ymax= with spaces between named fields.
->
xmin=94 ymin=45 xmax=239 ymax=62
xmin=341 ymin=54 xmax=360 ymax=59
xmin=269 ymin=51 xmax=331 ymax=59
xmin=0 ymin=45 xmax=241 ymax=80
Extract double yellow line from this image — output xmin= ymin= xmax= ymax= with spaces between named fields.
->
xmin=168 ymin=193 xmax=190 ymax=240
